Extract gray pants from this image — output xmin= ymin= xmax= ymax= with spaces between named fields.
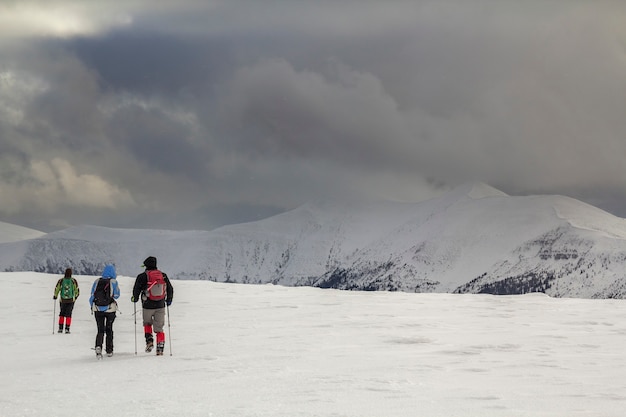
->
xmin=143 ymin=307 xmax=165 ymax=333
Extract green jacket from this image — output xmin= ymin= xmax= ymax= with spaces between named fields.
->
xmin=54 ymin=277 xmax=80 ymax=303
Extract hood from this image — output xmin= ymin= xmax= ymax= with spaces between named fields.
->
xmin=101 ymin=264 xmax=117 ymax=279
xmin=143 ymin=256 xmax=157 ymax=270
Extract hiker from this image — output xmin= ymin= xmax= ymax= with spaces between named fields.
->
xmin=89 ymin=264 xmax=120 ymax=358
xmin=53 ymin=268 xmax=80 ymax=333
xmin=131 ymin=256 xmax=174 ymax=356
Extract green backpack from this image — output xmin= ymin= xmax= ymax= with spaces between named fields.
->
xmin=60 ymin=278 xmax=75 ymax=301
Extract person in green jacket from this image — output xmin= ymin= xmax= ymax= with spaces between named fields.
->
xmin=53 ymin=268 xmax=80 ymax=333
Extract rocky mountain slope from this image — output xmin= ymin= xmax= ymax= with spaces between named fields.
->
xmin=2 ymin=183 xmax=626 ymax=298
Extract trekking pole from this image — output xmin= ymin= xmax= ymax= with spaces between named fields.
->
xmin=52 ymin=298 xmax=57 ymax=335
xmin=134 ymin=301 xmax=137 ymax=355
xmin=166 ymin=303 xmax=172 ymax=356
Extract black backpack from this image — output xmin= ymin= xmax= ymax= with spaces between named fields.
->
xmin=93 ymin=278 xmax=113 ymax=307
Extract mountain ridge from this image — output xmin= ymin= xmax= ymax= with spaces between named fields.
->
xmin=2 ymin=184 xmax=626 ymax=299
xmin=0 ymin=221 xmax=46 ymax=244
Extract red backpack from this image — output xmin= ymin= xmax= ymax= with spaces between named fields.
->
xmin=146 ymin=270 xmax=166 ymax=301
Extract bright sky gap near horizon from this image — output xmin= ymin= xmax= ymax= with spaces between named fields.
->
xmin=1 ymin=1 xmax=626 ymax=232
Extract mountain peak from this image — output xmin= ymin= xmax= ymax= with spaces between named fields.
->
xmin=3 ymin=187 xmax=626 ymax=299
xmin=452 ymin=182 xmax=508 ymax=200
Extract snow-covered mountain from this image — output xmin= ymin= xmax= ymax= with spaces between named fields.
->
xmin=2 ymin=183 xmax=626 ymax=299
xmin=0 ymin=221 xmax=46 ymax=243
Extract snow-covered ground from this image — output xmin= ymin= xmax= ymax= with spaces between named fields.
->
xmin=3 ymin=271 xmax=626 ymax=417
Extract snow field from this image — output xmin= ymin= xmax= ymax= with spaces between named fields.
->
xmin=2 ymin=272 xmax=626 ymax=416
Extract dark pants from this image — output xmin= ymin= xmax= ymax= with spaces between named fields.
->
xmin=59 ymin=302 xmax=74 ymax=317
xmin=94 ymin=311 xmax=116 ymax=354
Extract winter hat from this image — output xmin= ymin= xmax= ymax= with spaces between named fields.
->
xmin=101 ymin=264 xmax=117 ymax=279
xmin=64 ymin=268 xmax=72 ymax=278
xmin=143 ymin=256 xmax=157 ymax=269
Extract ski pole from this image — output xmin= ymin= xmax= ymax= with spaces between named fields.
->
xmin=133 ymin=301 xmax=137 ymax=355
xmin=166 ymin=303 xmax=172 ymax=356
xmin=52 ymin=298 xmax=57 ymax=335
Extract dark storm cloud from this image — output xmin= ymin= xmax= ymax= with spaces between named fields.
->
xmin=217 ymin=59 xmax=410 ymax=165
xmin=106 ymin=103 xmax=210 ymax=180
xmin=68 ymin=32 xmax=234 ymax=96
xmin=1 ymin=0 xmax=626 ymax=231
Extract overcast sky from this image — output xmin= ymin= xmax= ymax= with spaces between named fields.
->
xmin=1 ymin=1 xmax=626 ymax=232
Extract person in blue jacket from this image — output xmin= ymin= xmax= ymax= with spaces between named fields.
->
xmin=89 ymin=264 xmax=121 ymax=358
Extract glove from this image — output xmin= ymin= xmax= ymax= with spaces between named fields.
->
xmin=53 ymin=296 xmax=57 ymax=300
xmin=131 ymin=296 xmax=136 ymax=303
xmin=166 ymin=300 xmax=172 ymax=306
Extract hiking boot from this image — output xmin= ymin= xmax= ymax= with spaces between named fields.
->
xmin=58 ymin=325 xmax=63 ymax=333
xmin=95 ymin=346 xmax=102 ymax=359
xmin=156 ymin=342 xmax=164 ymax=356
xmin=106 ymin=351 xmax=113 ymax=357
xmin=145 ymin=340 xmax=154 ymax=353
xmin=64 ymin=326 xmax=70 ymax=334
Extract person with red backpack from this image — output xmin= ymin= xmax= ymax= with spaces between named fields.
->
xmin=131 ymin=256 xmax=174 ymax=356
xmin=89 ymin=264 xmax=121 ymax=359
xmin=53 ymin=268 xmax=80 ymax=333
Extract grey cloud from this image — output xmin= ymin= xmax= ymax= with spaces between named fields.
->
xmin=106 ymin=102 xmax=211 ymax=181
xmin=25 ymin=57 xmax=102 ymax=147
xmin=2 ymin=1 xmax=626 ymax=231
xmin=69 ymin=32 xmax=233 ymax=96
xmin=217 ymin=59 xmax=410 ymax=166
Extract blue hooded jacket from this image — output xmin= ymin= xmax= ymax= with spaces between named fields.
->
xmin=89 ymin=264 xmax=121 ymax=312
